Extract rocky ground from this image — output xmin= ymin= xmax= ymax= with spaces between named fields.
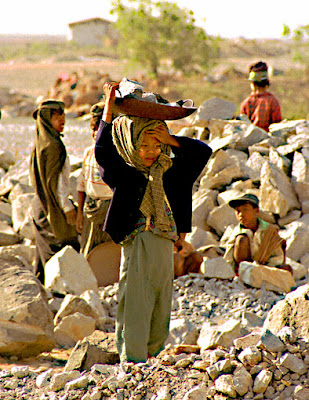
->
xmin=0 ymin=91 xmax=309 ymax=399
xmin=1 ymin=272 xmax=309 ymax=400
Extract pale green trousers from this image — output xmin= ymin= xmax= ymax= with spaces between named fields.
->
xmin=116 ymin=231 xmax=174 ymax=363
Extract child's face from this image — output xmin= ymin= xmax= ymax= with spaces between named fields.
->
xmin=92 ymin=128 xmax=97 ymax=140
xmin=234 ymin=202 xmax=259 ymax=230
xmin=51 ymin=111 xmax=65 ymax=133
xmin=138 ymin=133 xmax=161 ymax=167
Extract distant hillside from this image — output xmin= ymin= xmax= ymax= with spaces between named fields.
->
xmin=216 ymin=37 xmax=302 ymax=73
xmin=0 ymin=34 xmax=67 ymax=44
xmin=219 ymin=37 xmax=293 ymax=58
xmin=0 ymin=33 xmax=301 ymax=67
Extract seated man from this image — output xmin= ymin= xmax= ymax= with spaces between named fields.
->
xmin=223 ymin=193 xmax=291 ymax=276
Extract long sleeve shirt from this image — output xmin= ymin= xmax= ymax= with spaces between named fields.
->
xmin=94 ymin=121 xmax=212 ymax=244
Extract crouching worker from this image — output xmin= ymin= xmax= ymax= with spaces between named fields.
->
xmin=95 ymin=82 xmax=212 ymax=363
xmin=224 ymin=193 xmax=295 ymax=292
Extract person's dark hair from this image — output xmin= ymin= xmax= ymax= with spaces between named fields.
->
xmin=252 ymin=79 xmax=269 ymax=88
xmin=89 ymin=102 xmax=104 ymax=131
xmin=249 ymin=61 xmax=268 ymax=72
xmin=50 ymin=108 xmax=64 ymax=117
xmin=249 ymin=61 xmax=269 ymax=87
xmin=90 ymin=112 xmax=103 ymax=131
xmin=254 ymin=80 xmax=269 ymax=88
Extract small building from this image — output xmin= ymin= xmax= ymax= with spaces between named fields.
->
xmin=68 ymin=17 xmax=117 ymax=47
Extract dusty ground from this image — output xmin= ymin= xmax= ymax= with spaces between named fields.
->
xmin=0 ymin=59 xmax=124 ymax=99
xmin=0 ymin=347 xmax=71 ymax=372
xmin=0 ymin=346 xmax=204 ymax=399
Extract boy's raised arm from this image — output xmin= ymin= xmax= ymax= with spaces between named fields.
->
xmin=102 ymin=82 xmax=119 ymax=123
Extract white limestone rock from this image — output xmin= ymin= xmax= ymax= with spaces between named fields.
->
xmin=233 ymin=124 xmax=270 ymax=152
xmin=49 ymin=370 xmax=81 ymax=392
xmin=198 ymin=319 xmax=241 ymax=351
xmin=0 ymin=149 xmax=15 ymax=171
xmin=232 ymin=366 xmax=253 ymax=396
xmin=253 ymin=369 xmax=273 ymax=393
xmin=217 ymin=189 xmax=242 ymax=206
xmin=238 ymin=346 xmax=262 ymax=367
xmin=54 ymin=312 xmax=96 ymax=348
xmin=207 ymin=203 xmax=238 ymax=236
xmin=260 ymin=161 xmax=300 ymax=218
xmin=0 ymin=220 xmax=20 ymax=246
xmin=0 ymin=263 xmax=55 ymax=357
xmin=186 ymin=227 xmax=219 ymax=251
xmin=208 ymin=134 xmax=235 ymax=153
xmin=183 ymin=383 xmax=210 ymax=400
xmin=245 ymin=151 xmax=268 ymax=182
xmin=238 ymin=262 xmax=295 ymax=293
xmin=269 ymin=119 xmax=308 ymax=138
xmin=200 ymin=149 xmax=246 ymax=190
xmin=190 ymin=98 xmax=236 ymax=126
xmin=230 ymin=179 xmax=252 ymax=191
xmin=285 ymin=257 xmax=308 ymax=281
xmin=233 ymin=332 xmax=262 ymax=350
xmin=263 ymin=283 xmax=309 ymax=341
xmin=54 ymin=294 xmax=97 ymax=326
xmin=167 ymin=318 xmax=199 ymax=346
xmin=201 ymin=257 xmax=235 ymax=280
xmin=80 ymin=289 xmax=109 ymax=329
xmin=278 ymin=353 xmax=307 ymax=375
xmin=215 ymin=374 xmax=237 ymax=398
xmin=280 ymin=216 xmax=309 ymax=261
xmin=294 ymin=182 xmax=309 ymax=205
xmin=192 ymin=189 xmax=217 ymax=231
xmin=44 ymin=245 xmax=98 ymax=296
xmin=269 ymin=147 xmax=291 ymax=175
xmin=8 ymin=182 xmax=34 ymax=203
xmin=302 ymin=200 xmax=309 ymax=214
xmin=278 ymin=209 xmax=302 ymax=227
xmin=11 ymin=193 xmax=35 ymax=240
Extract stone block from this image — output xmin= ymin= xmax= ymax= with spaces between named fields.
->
xmin=238 ymin=262 xmax=296 ymax=293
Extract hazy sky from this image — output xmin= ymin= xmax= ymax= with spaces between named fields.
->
xmin=1 ymin=0 xmax=308 ymax=39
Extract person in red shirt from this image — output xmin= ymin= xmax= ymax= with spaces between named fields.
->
xmin=240 ymin=61 xmax=282 ymax=132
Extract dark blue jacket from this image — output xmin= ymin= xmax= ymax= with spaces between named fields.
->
xmin=95 ymin=121 xmax=212 ymax=243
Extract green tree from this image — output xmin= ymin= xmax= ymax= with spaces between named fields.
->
xmin=111 ymin=0 xmax=218 ymax=78
xmin=282 ymin=24 xmax=309 ymax=64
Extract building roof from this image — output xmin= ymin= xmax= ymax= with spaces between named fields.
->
xmin=68 ymin=18 xmax=112 ymax=28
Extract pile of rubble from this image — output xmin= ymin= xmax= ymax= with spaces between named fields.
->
xmin=0 ymin=86 xmax=37 ymax=118
xmin=0 ymin=70 xmax=111 ymax=118
xmin=1 ymin=326 xmax=309 ymax=399
xmin=0 ymin=97 xmax=308 ymax=399
xmin=0 ymin=71 xmax=156 ymax=118
xmin=0 ymin=252 xmax=309 ymax=399
xmin=176 ymin=98 xmax=309 ymax=293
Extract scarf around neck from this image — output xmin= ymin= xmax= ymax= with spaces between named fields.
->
xmin=112 ymin=115 xmax=173 ymax=231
